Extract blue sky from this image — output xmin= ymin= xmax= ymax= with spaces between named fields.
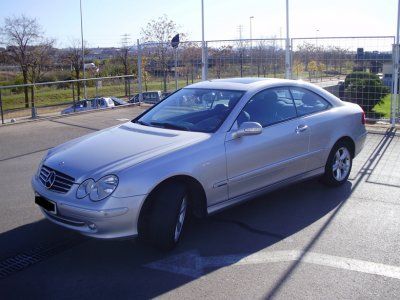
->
xmin=0 ymin=0 xmax=396 ymax=47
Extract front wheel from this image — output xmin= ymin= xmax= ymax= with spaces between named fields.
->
xmin=139 ymin=182 xmax=188 ymax=250
xmin=321 ymin=141 xmax=352 ymax=186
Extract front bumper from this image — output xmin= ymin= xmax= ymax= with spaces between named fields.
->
xmin=32 ymin=177 xmax=147 ymax=239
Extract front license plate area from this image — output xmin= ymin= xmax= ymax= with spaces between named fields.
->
xmin=35 ymin=196 xmax=57 ymax=215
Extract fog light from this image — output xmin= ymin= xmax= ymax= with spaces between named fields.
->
xmin=88 ymin=223 xmax=97 ymax=230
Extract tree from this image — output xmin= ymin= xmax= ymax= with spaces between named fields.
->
xmin=141 ymin=15 xmax=181 ymax=92
xmin=293 ymin=60 xmax=305 ymax=78
xmin=181 ymin=43 xmax=201 ymax=84
xmin=343 ymin=72 xmax=390 ymax=115
xmin=27 ymin=40 xmax=55 ymax=106
xmin=209 ymin=45 xmax=233 ymax=79
xmin=307 ymin=60 xmax=318 ymax=81
xmin=0 ymin=15 xmax=42 ymax=108
xmin=317 ymin=62 xmax=326 ymax=81
xmin=62 ymin=39 xmax=89 ymax=100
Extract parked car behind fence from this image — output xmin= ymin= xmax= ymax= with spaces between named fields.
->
xmin=61 ymin=97 xmax=115 ymax=115
xmin=129 ymin=91 xmax=163 ymax=104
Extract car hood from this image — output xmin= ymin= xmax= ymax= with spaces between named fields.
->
xmin=44 ymin=122 xmax=211 ymax=182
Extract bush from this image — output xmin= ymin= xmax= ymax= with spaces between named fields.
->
xmin=343 ymin=72 xmax=390 ymax=114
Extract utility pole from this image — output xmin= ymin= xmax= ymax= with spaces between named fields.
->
xmin=237 ymin=25 xmax=244 ymax=77
xmin=249 ymin=16 xmax=254 ymax=46
xmin=80 ymin=0 xmax=87 ymax=99
xmin=121 ymin=33 xmax=131 ymax=97
xmin=121 ymin=33 xmax=130 ymax=48
xmin=250 ymin=16 xmax=254 ymax=71
xmin=237 ymin=24 xmax=243 ymax=41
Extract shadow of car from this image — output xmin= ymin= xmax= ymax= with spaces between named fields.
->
xmin=110 ymin=97 xmax=127 ymax=106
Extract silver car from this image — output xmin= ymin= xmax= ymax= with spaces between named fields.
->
xmin=32 ymin=78 xmax=367 ymax=250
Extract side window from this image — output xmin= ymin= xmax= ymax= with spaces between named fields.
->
xmin=290 ymin=87 xmax=330 ymax=116
xmin=239 ymin=88 xmax=297 ymax=127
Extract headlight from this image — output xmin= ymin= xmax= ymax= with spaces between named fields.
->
xmin=76 ymin=178 xmax=95 ymax=199
xmin=76 ymin=175 xmax=118 ymax=201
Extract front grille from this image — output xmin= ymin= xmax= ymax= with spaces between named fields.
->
xmin=39 ymin=165 xmax=75 ymax=193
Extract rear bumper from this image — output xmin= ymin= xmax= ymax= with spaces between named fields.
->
xmin=354 ymin=130 xmax=367 ymax=157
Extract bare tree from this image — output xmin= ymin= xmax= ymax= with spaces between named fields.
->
xmin=141 ymin=15 xmax=181 ymax=92
xmin=209 ymin=45 xmax=233 ymax=79
xmin=63 ymin=40 xmax=89 ymax=100
xmin=0 ymin=15 xmax=42 ymax=108
xmin=181 ymin=43 xmax=201 ymax=84
xmin=27 ymin=40 xmax=55 ymax=106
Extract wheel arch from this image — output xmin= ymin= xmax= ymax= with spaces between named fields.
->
xmin=137 ymin=175 xmax=208 ymax=235
xmin=334 ymin=136 xmax=356 ymax=158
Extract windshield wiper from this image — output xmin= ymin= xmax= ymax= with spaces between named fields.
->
xmin=135 ymin=120 xmax=150 ymax=126
xmin=150 ymin=121 xmax=189 ymax=131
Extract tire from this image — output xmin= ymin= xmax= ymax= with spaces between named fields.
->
xmin=321 ymin=141 xmax=353 ymax=187
xmin=139 ymin=182 xmax=188 ymax=250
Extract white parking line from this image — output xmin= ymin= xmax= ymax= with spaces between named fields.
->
xmin=116 ymin=118 xmax=130 ymax=122
xmin=145 ymin=250 xmax=400 ymax=279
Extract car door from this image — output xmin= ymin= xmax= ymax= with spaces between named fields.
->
xmin=225 ymin=87 xmax=310 ymax=199
xmin=289 ymin=87 xmax=335 ymax=170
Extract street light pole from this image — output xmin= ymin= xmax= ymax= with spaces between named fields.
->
xmin=80 ymin=0 xmax=87 ymax=99
xmin=285 ymin=0 xmax=291 ymax=79
xmin=201 ymin=0 xmax=207 ymax=81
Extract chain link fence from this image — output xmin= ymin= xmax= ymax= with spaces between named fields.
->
xmin=0 ymin=75 xmax=137 ymax=123
xmin=291 ymin=36 xmax=396 ymax=121
xmin=1 ymin=36 xmax=399 ymax=124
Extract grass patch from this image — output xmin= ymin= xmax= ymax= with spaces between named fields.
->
xmin=373 ymin=94 xmax=392 ymax=119
xmin=0 ymin=79 xmax=197 ymax=111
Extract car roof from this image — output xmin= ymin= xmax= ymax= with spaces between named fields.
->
xmin=185 ymin=78 xmax=295 ymax=91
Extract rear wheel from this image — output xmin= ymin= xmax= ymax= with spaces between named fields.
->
xmin=139 ymin=182 xmax=188 ymax=250
xmin=321 ymin=141 xmax=352 ymax=186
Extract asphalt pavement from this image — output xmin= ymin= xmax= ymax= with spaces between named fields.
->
xmin=0 ymin=107 xmax=399 ymax=299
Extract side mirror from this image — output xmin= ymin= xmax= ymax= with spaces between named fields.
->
xmin=232 ymin=122 xmax=262 ymax=139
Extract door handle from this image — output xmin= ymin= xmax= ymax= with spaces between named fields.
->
xmin=295 ymin=124 xmax=308 ymax=133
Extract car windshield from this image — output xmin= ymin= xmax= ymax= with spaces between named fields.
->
xmin=134 ymin=88 xmax=244 ymax=133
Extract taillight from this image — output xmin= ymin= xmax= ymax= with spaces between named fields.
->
xmin=361 ymin=110 xmax=366 ymax=125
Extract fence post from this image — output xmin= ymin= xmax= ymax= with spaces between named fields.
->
xmin=128 ymin=77 xmax=131 ymax=101
xmin=202 ymin=41 xmax=208 ymax=81
xmin=0 ymin=89 xmax=4 ymax=124
xmin=31 ymin=84 xmax=37 ymax=119
xmin=72 ymin=82 xmax=76 ymax=112
xmin=137 ymin=39 xmax=143 ymax=104
xmin=285 ymin=0 xmax=292 ymax=79
xmin=392 ymin=43 xmax=399 ymax=126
